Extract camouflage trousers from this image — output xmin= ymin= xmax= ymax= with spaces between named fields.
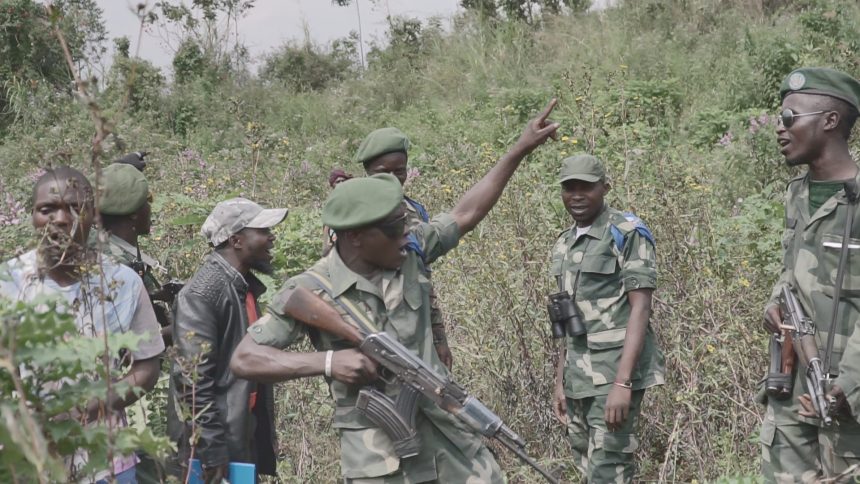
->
xmin=565 ymin=390 xmax=644 ymax=484
xmin=760 ymin=371 xmax=860 ymax=484
xmin=342 ymin=412 xmax=503 ymax=484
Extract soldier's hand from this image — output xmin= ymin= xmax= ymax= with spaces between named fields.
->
xmin=604 ymin=385 xmax=632 ymax=432
xmin=797 ymin=393 xmax=817 ymax=418
xmin=435 ymin=341 xmax=453 ymax=370
xmin=329 ymin=349 xmax=378 ymax=385
xmin=552 ymin=380 xmax=568 ymax=425
xmin=514 ymin=99 xmax=561 ymax=155
xmin=763 ymin=304 xmax=783 ymax=334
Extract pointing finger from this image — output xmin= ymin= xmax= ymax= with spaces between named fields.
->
xmin=537 ymin=98 xmax=558 ymax=123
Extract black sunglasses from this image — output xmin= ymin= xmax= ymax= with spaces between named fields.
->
xmin=373 ymin=213 xmax=408 ymax=239
xmin=779 ymin=108 xmax=828 ymax=128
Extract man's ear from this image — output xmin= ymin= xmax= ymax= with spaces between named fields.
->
xmin=823 ymin=110 xmax=842 ymax=133
xmin=603 ymin=180 xmax=612 ymax=194
xmin=228 ymin=232 xmax=244 ymax=250
xmin=343 ymin=229 xmax=363 ymax=248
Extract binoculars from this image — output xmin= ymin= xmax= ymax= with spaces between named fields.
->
xmin=547 ymin=291 xmax=586 ymax=338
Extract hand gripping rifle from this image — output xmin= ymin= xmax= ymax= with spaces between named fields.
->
xmin=276 ymin=285 xmax=559 ymax=484
xmin=779 ymin=286 xmax=835 ymax=426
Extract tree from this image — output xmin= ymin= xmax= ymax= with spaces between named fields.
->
xmin=0 ymin=0 xmax=106 ymax=131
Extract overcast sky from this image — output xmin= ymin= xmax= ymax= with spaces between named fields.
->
xmin=98 ymin=0 xmax=461 ymax=72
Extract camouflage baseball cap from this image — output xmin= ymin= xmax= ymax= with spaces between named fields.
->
xmin=780 ymin=67 xmax=860 ymax=111
xmin=201 ymin=198 xmax=288 ymax=246
xmin=322 ymin=173 xmax=403 ymax=230
xmin=559 ymin=154 xmax=606 ymax=183
xmin=354 ymin=127 xmax=410 ymax=165
xmin=100 ymin=163 xmax=149 ymax=216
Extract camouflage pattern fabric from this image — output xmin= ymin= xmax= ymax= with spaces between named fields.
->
xmin=250 ymin=213 xmax=503 ymax=482
xmin=760 ymin=366 xmax=860 ymax=483
xmin=549 ymin=206 xmax=665 ymax=399
xmin=762 ymin=170 xmax=860 ymax=481
xmin=565 ymin=390 xmax=645 ymax=483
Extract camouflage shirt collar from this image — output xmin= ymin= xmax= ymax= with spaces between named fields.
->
xmin=572 ymin=205 xmax=611 ymax=240
xmin=108 ymin=233 xmax=161 ymax=269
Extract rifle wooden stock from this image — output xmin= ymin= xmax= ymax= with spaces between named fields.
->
xmin=277 ymin=286 xmax=364 ymax=344
xmin=780 ymin=330 xmax=795 ymax=375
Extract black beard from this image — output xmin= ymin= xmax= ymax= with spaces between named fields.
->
xmin=784 ymin=156 xmax=807 ymax=167
xmin=250 ymin=258 xmax=274 ymax=275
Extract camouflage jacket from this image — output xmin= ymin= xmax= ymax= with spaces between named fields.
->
xmin=250 ymin=213 xmax=485 ymax=480
xmin=550 ymin=206 xmax=666 ymax=399
xmin=768 ymin=169 xmax=860 ymax=421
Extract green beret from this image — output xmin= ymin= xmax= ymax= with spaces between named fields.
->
xmin=780 ymin=67 xmax=860 ymax=111
xmin=559 ymin=154 xmax=606 ymax=183
xmin=323 ymin=173 xmax=403 ymax=230
xmin=100 ymin=164 xmax=149 ymax=215
xmin=354 ymin=127 xmax=410 ymax=165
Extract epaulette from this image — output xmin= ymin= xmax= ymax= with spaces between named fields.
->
xmin=609 ymin=211 xmax=655 ymax=252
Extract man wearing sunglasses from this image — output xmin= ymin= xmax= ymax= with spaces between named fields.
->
xmin=231 ymin=100 xmax=560 ymax=483
xmin=760 ymin=67 xmax=860 ymax=482
xmin=355 ymin=127 xmax=454 ymax=370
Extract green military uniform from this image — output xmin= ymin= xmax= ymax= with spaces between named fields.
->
xmin=250 ymin=175 xmax=503 ymax=483
xmin=550 ymin=204 xmax=665 ymax=483
xmin=357 ymin=127 xmax=450 ymax=351
xmin=761 ymin=170 xmax=860 ymax=483
xmin=758 ymin=67 xmax=860 ymax=484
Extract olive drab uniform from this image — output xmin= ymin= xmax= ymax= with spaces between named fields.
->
xmin=103 ymin=232 xmax=172 ymax=329
xmin=550 ymin=206 xmax=665 ymax=483
xmin=761 ymin=170 xmax=860 ymax=483
xmin=250 ymin=213 xmax=503 ymax=483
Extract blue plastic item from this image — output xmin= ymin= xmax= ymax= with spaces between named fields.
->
xmin=188 ymin=459 xmax=256 ymax=483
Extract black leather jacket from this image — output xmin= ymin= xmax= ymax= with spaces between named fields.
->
xmin=168 ymin=252 xmax=277 ymax=475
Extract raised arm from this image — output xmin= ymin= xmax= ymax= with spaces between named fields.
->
xmin=451 ymin=99 xmax=560 ymax=234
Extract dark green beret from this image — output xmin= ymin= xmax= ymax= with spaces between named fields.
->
xmin=354 ymin=127 xmax=410 ymax=165
xmin=323 ymin=173 xmax=403 ymax=230
xmin=781 ymin=67 xmax=860 ymax=111
xmin=100 ymin=164 xmax=149 ymax=216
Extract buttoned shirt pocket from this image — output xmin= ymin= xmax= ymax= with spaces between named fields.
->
xmin=383 ymin=275 xmax=428 ymax=349
xmin=578 ymin=255 xmax=621 ymax=300
xmin=819 ymin=233 xmax=860 ymax=296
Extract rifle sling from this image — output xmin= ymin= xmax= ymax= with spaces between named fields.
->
xmin=823 ymin=186 xmax=858 ymax=375
xmin=302 ymin=270 xmax=380 ymax=334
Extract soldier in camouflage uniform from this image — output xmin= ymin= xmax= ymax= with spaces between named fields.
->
xmin=99 ymin=163 xmax=174 ymax=345
xmin=355 ymin=127 xmax=452 ymax=369
xmin=760 ymin=68 xmax=860 ymax=483
xmin=549 ymin=154 xmax=665 ymax=483
xmin=230 ymin=100 xmax=560 ymax=482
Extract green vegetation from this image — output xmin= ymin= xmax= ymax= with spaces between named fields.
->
xmin=2 ymin=0 xmax=860 ymax=481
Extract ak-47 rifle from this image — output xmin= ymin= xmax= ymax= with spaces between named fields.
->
xmin=275 ymin=286 xmax=559 ymax=484
xmin=779 ymin=286 xmax=835 ymax=426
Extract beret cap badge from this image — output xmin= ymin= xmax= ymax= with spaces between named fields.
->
xmin=788 ymin=72 xmax=806 ymax=90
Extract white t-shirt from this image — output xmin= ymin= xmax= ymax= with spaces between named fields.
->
xmin=0 ymin=249 xmax=165 ymax=480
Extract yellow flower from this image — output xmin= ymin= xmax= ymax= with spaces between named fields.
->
xmin=575 ymin=96 xmax=584 ymax=102
xmin=706 ymin=344 xmax=715 ymax=353
xmin=571 ymin=139 xmax=578 ymax=145
xmin=560 ymin=150 xmax=568 ymax=156
xmin=739 ymin=277 xmax=751 ymax=288
xmin=561 ymin=135 xmax=570 ymax=142
xmin=619 ymin=64 xmax=628 ymax=69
